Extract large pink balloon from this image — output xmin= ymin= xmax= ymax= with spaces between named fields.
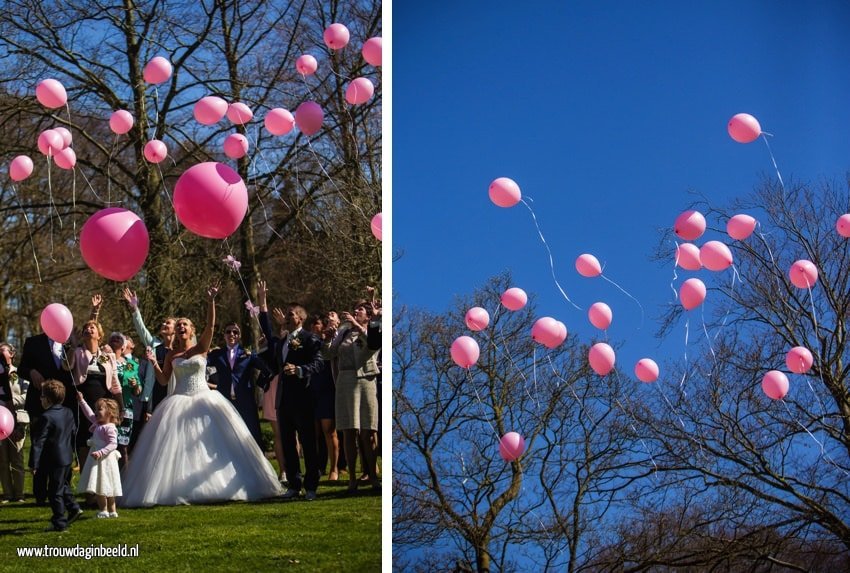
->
xmin=789 ymin=260 xmax=818 ymax=289
xmin=674 ymin=210 xmax=706 ymax=241
xmin=194 ymin=96 xmax=229 ymax=125
xmin=80 ymin=208 xmax=150 ymax=281
xmin=345 ymin=77 xmax=375 ymax=105
xmin=700 ymin=241 xmax=733 ymax=271
xmin=9 ymin=155 xmax=34 ymax=182
xmin=498 ymin=432 xmax=525 ymax=462
xmin=295 ymin=101 xmax=324 ymax=135
xmin=36 ymin=79 xmax=67 ymax=109
xmin=370 ymin=212 xmax=382 ymax=241
xmin=836 ymin=214 xmax=850 ymax=238
xmin=762 ymin=370 xmax=789 ymax=400
xmin=450 ymin=335 xmax=479 ymax=369
xmin=680 ymin=278 xmax=706 ymax=310
xmin=37 ymin=129 xmax=64 ymax=157
xmin=265 ymin=108 xmax=295 ymax=135
xmin=40 ymin=303 xmax=74 ymax=343
xmin=786 ymin=346 xmax=814 ymax=374
xmin=727 ymin=214 xmax=756 ymax=240
xmin=588 ymin=302 xmax=612 ymax=330
xmin=500 ymin=287 xmax=527 ymax=311
xmin=143 ymin=139 xmax=168 ymax=163
xmin=53 ymin=127 xmax=72 ymax=148
xmin=532 ymin=317 xmax=561 ymax=347
xmin=109 ymin=110 xmax=134 ymax=135
xmin=635 ymin=358 xmax=659 ymax=383
xmin=323 ymin=23 xmax=350 ymax=49
xmin=0 ymin=404 xmax=14 ymax=440
xmin=143 ymin=56 xmax=172 ymax=84
xmin=296 ymin=55 xmax=318 ymax=76
xmin=675 ymin=243 xmax=702 ymax=271
xmin=576 ymin=254 xmax=602 ymax=278
xmin=728 ymin=113 xmax=761 ymax=143
xmin=588 ymin=343 xmax=615 ymax=376
xmin=488 ymin=177 xmax=521 ymax=208
xmin=465 ymin=307 xmax=490 ymax=331
xmin=53 ymin=147 xmax=77 ymax=170
xmin=227 ymin=102 xmax=254 ymax=125
xmin=223 ymin=133 xmax=249 ymax=159
xmin=173 ymin=162 xmax=248 ymax=239
xmin=362 ymin=37 xmax=382 ymax=66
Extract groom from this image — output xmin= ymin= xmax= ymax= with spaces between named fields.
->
xmin=208 ymin=323 xmax=272 ymax=447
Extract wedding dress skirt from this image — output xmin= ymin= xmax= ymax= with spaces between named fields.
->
xmin=121 ymin=354 xmax=282 ymax=507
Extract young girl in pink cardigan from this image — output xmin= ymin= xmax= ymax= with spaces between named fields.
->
xmin=76 ymin=393 xmax=122 ymax=518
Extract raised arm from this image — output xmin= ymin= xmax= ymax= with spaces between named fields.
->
xmin=190 ymin=282 xmax=219 ymax=356
xmin=76 ymin=391 xmax=96 ymax=425
xmin=257 ymin=280 xmax=274 ymax=343
xmin=123 ymin=287 xmax=157 ymax=348
xmin=89 ymin=294 xmax=103 ymax=322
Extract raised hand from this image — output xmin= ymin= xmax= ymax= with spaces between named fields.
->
xmin=145 ymin=346 xmax=156 ymax=363
xmin=272 ymin=307 xmax=285 ymax=326
xmin=122 ymin=287 xmax=138 ymax=309
xmin=91 ymin=294 xmax=103 ymax=309
xmin=207 ymin=281 xmax=221 ymax=301
xmin=257 ymin=279 xmax=268 ymax=308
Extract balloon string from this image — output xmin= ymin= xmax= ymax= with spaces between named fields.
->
xmin=700 ymin=305 xmax=718 ymax=366
xmin=519 ymin=197 xmax=581 ymax=311
xmin=531 ymin=346 xmax=540 ymax=411
xmin=670 ymin=242 xmax=681 ymax=301
xmin=600 ymin=273 xmax=644 ymax=328
xmin=780 ymin=399 xmax=848 ymax=477
xmin=76 ymin=167 xmax=106 ymax=203
xmin=761 ymin=134 xmax=786 ymax=197
xmin=680 ymin=317 xmax=689 ymax=396
xmin=45 ymin=156 xmax=59 ymax=263
xmin=467 ymin=369 xmax=500 ymax=442
xmin=222 ymin=238 xmax=261 ymax=326
xmin=304 ymin=136 xmax=372 ymax=224
xmin=712 ymin=267 xmax=739 ymax=342
xmin=10 ymin=184 xmax=42 ymax=283
xmin=153 ymin=163 xmax=186 ymax=254
xmin=803 ymin=283 xmax=829 ymax=421
xmin=245 ymin=124 xmax=287 ymax=239
xmin=65 ymin=101 xmax=78 ymax=240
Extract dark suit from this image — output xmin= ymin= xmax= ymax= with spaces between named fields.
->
xmin=207 ymin=344 xmax=272 ymax=446
xmin=19 ymin=333 xmax=77 ymax=503
xmin=259 ymin=312 xmax=324 ymax=492
xmin=30 ymin=403 xmax=80 ymax=529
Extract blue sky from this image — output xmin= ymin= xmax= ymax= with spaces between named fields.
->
xmin=393 ymin=1 xmax=850 ymax=370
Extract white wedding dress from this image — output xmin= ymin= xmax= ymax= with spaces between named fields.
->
xmin=121 ymin=354 xmax=282 ymax=507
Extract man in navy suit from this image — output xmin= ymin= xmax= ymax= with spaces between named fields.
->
xmin=257 ymin=281 xmax=324 ymax=500
xmin=207 ymin=323 xmax=272 ymax=447
xmin=30 ymin=380 xmax=83 ymax=532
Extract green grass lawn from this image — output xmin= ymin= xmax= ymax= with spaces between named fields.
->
xmin=0 ymin=425 xmax=382 ymax=572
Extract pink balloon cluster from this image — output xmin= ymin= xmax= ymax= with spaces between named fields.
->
xmin=531 ymin=317 xmax=567 ymax=348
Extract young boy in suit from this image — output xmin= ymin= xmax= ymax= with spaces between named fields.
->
xmin=30 ymin=380 xmax=83 ymax=532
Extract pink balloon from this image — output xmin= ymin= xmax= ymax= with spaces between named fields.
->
xmin=789 ymin=260 xmax=818 ymax=289
xmin=194 ymin=96 xmax=229 ymax=125
xmin=345 ymin=77 xmax=375 ymax=105
xmin=635 ymin=358 xmax=659 ymax=383
xmin=588 ymin=302 xmax=612 ymax=330
xmin=223 ymin=133 xmax=249 ymax=159
xmin=500 ymin=287 xmax=527 ymax=311
xmin=323 ymin=23 xmax=350 ymax=50
xmin=143 ymin=56 xmax=172 ymax=84
xmin=498 ymin=432 xmax=525 ymax=462
xmin=296 ymin=55 xmax=318 ymax=76
xmin=762 ymin=370 xmax=789 ymax=400
xmin=143 ymin=139 xmax=168 ymax=163
xmin=36 ymin=79 xmax=67 ymax=109
xmin=295 ymin=101 xmax=324 ymax=136
xmin=80 ymin=208 xmax=150 ymax=281
xmin=173 ymin=162 xmax=248 ymax=239
xmin=836 ymin=214 xmax=850 ymax=238
xmin=553 ymin=321 xmax=568 ymax=347
xmin=37 ymin=129 xmax=64 ymax=157
xmin=53 ymin=147 xmax=77 ymax=170
xmin=40 ymin=303 xmax=74 ymax=343
xmin=727 ymin=214 xmax=756 ymax=240
xmin=0 ymin=405 xmax=14 ymax=440
xmin=450 ymin=335 xmax=479 ymax=369
xmin=674 ymin=210 xmax=706 ymax=241
xmin=465 ymin=307 xmax=490 ymax=331
xmin=488 ymin=177 xmax=521 ymax=208
xmin=700 ymin=241 xmax=733 ymax=271
xmin=675 ymin=243 xmax=702 ymax=271
xmin=9 ymin=155 xmax=34 ymax=182
xmin=109 ymin=110 xmax=134 ymax=135
xmin=370 ymin=212 xmax=382 ymax=241
xmin=227 ymin=102 xmax=254 ymax=125
xmin=362 ymin=37 xmax=382 ymax=67
xmin=728 ymin=113 xmax=761 ymax=143
xmin=588 ymin=343 xmax=615 ymax=376
xmin=679 ymin=278 xmax=706 ymax=310
xmin=53 ymin=127 xmax=72 ymax=148
xmin=576 ymin=254 xmax=602 ymax=278
xmin=786 ymin=346 xmax=814 ymax=374
xmin=531 ymin=317 xmax=561 ymax=347
xmin=265 ymin=108 xmax=295 ymax=135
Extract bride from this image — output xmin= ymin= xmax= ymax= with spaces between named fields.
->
xmin=121 ymin=283 xmax=282 ymax=507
